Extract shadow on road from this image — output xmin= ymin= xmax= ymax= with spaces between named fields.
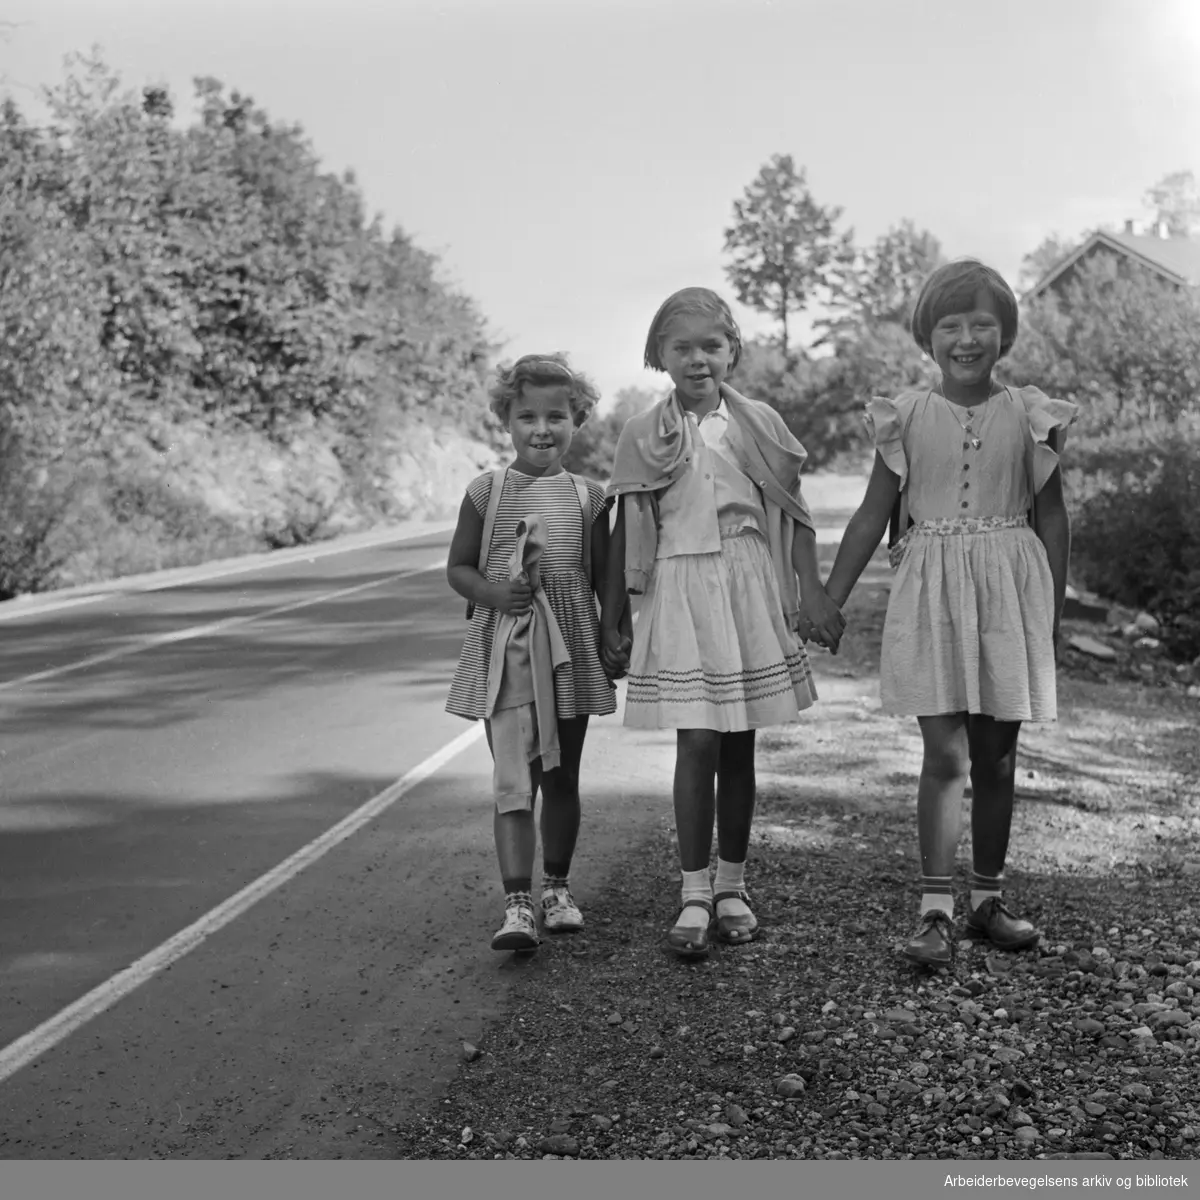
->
xmin=1 ymin=570 xmax=468 ymax=737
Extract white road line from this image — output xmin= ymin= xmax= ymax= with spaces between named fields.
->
xmin=0 ymin=594 xmax=109 ymax=622
xmin=0 ymin=722 xmax=486 ymax=1087
xmin=0 ymin=560 xmax=446 ymax=694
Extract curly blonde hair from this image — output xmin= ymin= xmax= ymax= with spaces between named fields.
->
xmin=487 ymin=353 xmax=600 ymax=428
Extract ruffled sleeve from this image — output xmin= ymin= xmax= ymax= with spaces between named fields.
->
xmin=1018 ymin=386 xmax=1079 ymax=494
xmin=864 ymin=396 xmax=909 ymax=490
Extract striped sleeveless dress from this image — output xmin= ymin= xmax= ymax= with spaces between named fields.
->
xmin=446 ymin=469 xmax=617 ymax=722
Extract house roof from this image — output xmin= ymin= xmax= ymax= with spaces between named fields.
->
xmin=1024 ymin=229 xmax=1200 ymax=299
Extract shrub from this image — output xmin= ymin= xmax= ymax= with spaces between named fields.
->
xmin=0 ymin=434 xmax=75 ymax=598
xmin=1069 ymin=423 xmax=1200 ymax=660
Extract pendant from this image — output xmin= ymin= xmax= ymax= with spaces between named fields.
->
xmin=970 ymin=436 xmax=982 ymax=450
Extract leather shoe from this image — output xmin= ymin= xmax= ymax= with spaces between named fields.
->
xmin=965 ymin=896 xmax=1040 ymax=950
xmin=902 ymin=910 xmax=956 ymax=967
xmin=665 ymin=899 xmax=713 ymax=960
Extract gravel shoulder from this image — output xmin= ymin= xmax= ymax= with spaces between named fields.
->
xmin=395 ymin=536 xmax=1200 ymax=1163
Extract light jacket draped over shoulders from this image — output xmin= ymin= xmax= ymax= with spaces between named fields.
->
xmin=605 ymin=383 xmax=816 ymax=629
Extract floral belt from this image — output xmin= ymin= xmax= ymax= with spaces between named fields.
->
xmin=889 ymin=515 xmax=1029 ymax=569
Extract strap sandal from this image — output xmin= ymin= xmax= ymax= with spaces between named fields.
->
xmin=713 ymin=889 xmax=759 ymax=945
xmin=665 ymin=898 xmax=714 ymax=960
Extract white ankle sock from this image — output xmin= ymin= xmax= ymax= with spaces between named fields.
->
xmin=970 ymin=870 xmax=1002 ymax=912
xmin=678 ymin=867 xmax=713 ymax=930
xmin=919 ymin=874 xmax=954 ymax=919
xmin=714 ymin=858 xmax=751 ymax=918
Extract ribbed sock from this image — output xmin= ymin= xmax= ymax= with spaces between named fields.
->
xmin=969 ymin=870 xmax=1003 ymax=912
xmin=677 ymin=866 xmax=713 ymax=931
xmin=919 ymin=874 xmax=954 ymax=918
xmin=714 ymin=857 xmax=751 ymax=919
xmin=543 ymin=861 xmax=571 ymax=882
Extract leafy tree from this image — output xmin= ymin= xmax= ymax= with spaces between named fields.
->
xmin=825 ymin=219 xmax=944 ymax=332
xmin=0 ymin=54 xmax=493 ymax=446
xmin=0 ymin=52 xmax=498 ymax=591
xmin=1017 ymin=232 xmax=1080 ymax=293
xmin=1144 ymin=169 xmax=1200 ymax=238
xmin=564 ymin=385 xmax=663 ymax=481
xmin=733 ymin=325 xmax=936 ymax=471
xmin=723 ymin=154 xmax=853 ymax=362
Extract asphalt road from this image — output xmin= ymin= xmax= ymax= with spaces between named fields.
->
xmin=0 ymin=489 xmax=862 ymax=1160
xmin=0 ymin=529 xmax=685 ymax=1158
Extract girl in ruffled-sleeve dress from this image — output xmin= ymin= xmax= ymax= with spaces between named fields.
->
xmin=824 ymin=260 xmax=1078 ymax=968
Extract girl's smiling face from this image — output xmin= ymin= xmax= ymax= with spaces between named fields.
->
xmin=508 ymin=383 xmax=574 ymax=475
xmin=658 ymin=314 xmax=735 ymax=408
xmin=929 ymin=290 xmax=1004 ymax=397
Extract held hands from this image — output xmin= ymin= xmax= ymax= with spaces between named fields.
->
xmin=490 ymin=572 xmax=533 ymax=616
xmin=600 ymin=627 xmax=633 ymax=681
xmin=797 ymin=588 xmax=846 ymax=655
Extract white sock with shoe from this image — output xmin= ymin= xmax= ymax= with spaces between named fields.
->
xmin=677 ymin=867 xmax=713 ymax=931
xmin=714 ymin=858 xmax=751 ymax=918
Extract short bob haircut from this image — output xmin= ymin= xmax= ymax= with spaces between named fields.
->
xmin=910 ymin=259 xmax=1020 ymax=358
xmin=487 ymin=353 xmax=600 ymax=428
xmin=644 ymin=287 xmax=743 ymax=372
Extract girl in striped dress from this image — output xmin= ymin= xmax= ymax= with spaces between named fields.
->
xmin=446 ymin=354 xmax=622 ymax=952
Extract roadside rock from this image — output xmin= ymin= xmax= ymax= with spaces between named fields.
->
xmin=537 ymin=1134 xmax=579 ymax=1157
xmin=1069 ymin=635 xmax=1117 ymax=662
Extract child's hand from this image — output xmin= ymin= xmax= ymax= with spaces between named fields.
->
xmin=601 ymin=628 xmax=632 ymax=680
xmin=798 ymin=591 xmax=846 ymax=655
xmin=490 ymin=576 xmax=533 ymax=615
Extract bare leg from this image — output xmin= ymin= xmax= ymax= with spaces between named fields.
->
xmin=916 ymin=713 xmax=972 ymax=884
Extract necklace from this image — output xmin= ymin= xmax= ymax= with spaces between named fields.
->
xmin=939 ymin=392 xmax=988 ymax=449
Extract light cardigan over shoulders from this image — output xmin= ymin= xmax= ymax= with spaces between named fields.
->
xmin=606 ymin=384 xmax=815 ymax=629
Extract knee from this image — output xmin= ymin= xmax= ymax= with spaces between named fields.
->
xmin=923 ymin=745 xmax=970 ymax=785
xmin=541 ymin=764 xmax=581 ymax=802
xmin=679 ymin=729 xmax=722 ymax=766
xmin=719 ymin=732 xmax=756 ymax=776
xmin=974 ymin=749 xmax=1016 ymax=784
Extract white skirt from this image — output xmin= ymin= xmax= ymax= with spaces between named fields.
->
xmin=625 ymin=531 xmax=817 ymax=732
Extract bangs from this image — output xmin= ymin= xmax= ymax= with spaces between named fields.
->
xmin=644 ymin=287 xmax=742 ymax=371
xmin=926 ymin=270 xmax=996 ymax=326
xmin=910 ymin=259 xmax=1019 ymax=354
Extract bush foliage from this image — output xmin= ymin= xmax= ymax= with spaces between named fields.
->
xmin=0 ymin=55 xmax=495 ymax=596
xmin=1004 ymin=256 xmax=1200 ymax=658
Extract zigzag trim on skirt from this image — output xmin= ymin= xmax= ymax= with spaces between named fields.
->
xmin=626 ymin=656 xmax=812 ymax=706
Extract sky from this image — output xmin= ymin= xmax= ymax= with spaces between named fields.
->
xmin=3 ymin=0 xmax=1199 ymax=408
